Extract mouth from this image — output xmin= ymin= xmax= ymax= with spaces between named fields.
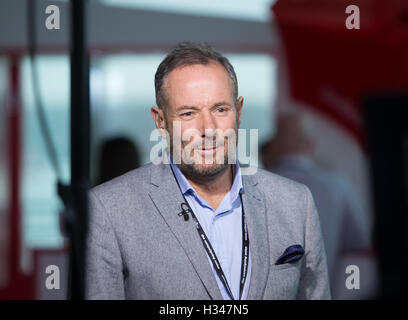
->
xmin=196 ymin=145 xmax=221 ymax=154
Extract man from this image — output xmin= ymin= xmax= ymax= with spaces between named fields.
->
xmin=86 ymin=42 xmax=330 ymax=300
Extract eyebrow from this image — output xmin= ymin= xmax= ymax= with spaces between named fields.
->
xmin=212 ymin=101 xmax=233 ymax=108
xmin=176 ymin=105 xmax=200 ymax=112
xmin=176 ymin=101 xmax=232 ymax=112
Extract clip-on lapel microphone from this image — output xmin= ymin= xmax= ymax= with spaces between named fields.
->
xmin=178 ymin=203 xmax=191 ymax=221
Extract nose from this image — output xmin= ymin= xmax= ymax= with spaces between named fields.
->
xmin=199 ymin=110 xmax=216 ymax=137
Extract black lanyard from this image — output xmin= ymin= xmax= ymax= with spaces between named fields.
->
xmin=184 ymin=193 xmax=249 ymax=300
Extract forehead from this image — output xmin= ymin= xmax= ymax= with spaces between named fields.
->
xmin=164 ymin=62 xmax=234 ymax=106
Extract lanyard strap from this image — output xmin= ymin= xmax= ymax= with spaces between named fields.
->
xmin=183 ymin=193 xmax=249 ymax=300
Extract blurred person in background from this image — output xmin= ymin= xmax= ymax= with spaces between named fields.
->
xmin=261 ymin=113 xmax=371 ymax=293
xmin=95 ymin=137 xmax=141 ymax=186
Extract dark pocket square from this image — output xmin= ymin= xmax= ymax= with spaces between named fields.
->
xmin=275 ymin=244 xmax=305 ymax=265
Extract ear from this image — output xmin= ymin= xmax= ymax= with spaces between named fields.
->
xmin=236 ymin=96 xmax=244 ymax=126
xmin=151 ymin=106 xmax=166 ymax=138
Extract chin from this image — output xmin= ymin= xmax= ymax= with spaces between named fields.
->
xmin=183 ymin=162 xmax=229 ymax=179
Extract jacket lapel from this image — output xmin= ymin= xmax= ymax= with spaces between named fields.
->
xmin=148 ymin=162 xmax=223 ymax=300
xmin=242 ymin=173 xmax=270 ymax=300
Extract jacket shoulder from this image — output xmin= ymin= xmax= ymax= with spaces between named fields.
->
xmin=249 ymin=167 xmax=309 ymax=196
xmin=91 ymin=162 xmax=154 ymax=200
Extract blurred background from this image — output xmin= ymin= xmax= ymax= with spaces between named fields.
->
xmin=0 ymin=0 xmax=407 ymax=299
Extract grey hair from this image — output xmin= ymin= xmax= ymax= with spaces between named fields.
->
xmin=154 ymin=42 xmax=238 ymax=112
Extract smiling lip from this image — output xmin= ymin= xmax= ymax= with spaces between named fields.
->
xmin=197 ymin=146 xmax=220 ymax=153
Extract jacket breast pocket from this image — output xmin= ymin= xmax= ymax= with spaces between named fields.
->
xmin=263 ymin=260 xmax=302 ymax=300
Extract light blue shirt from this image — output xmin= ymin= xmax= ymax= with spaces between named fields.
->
xmin=169 ymin=157 xmax=252 ymax=300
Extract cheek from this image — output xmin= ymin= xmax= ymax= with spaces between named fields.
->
xmin=217 ymin=113 xmax=238 ymax=129
xmin=218 ymin=118 xmax=238 ymax=140
xmin=180 ymin=123 xmax=202 ymax=144
xmin=181 ymin=135 xmax=197 ymax=146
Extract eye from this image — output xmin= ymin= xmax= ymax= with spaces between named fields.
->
xmin=215 ymin=107 xmax=228 ymax=114
xmin=180 ymin=111 xmax=195 ymax=119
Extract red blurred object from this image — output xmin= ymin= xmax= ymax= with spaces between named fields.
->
xmin=272 ymin=0 xmax=408 ymax=148
xmin=0 ymin=57 xmax=35 ymax=299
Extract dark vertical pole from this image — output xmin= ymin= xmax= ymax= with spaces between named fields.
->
xmin=69 ymin=0 xmax=89 ymax=300
xmin=8 ymin=57 xmax=21 ymax=283
xmin=364 ymin=95 xmax=408 ymax=299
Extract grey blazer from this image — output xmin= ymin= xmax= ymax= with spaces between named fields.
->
xmin=86 ymin=161 xmax=331 ymax=300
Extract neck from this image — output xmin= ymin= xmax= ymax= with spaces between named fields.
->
xmin=186 ymin=165 xmax=233 ymax=199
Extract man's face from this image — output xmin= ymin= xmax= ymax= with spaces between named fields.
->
xmin=158 ymin=62 xmax=243 ymax=179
